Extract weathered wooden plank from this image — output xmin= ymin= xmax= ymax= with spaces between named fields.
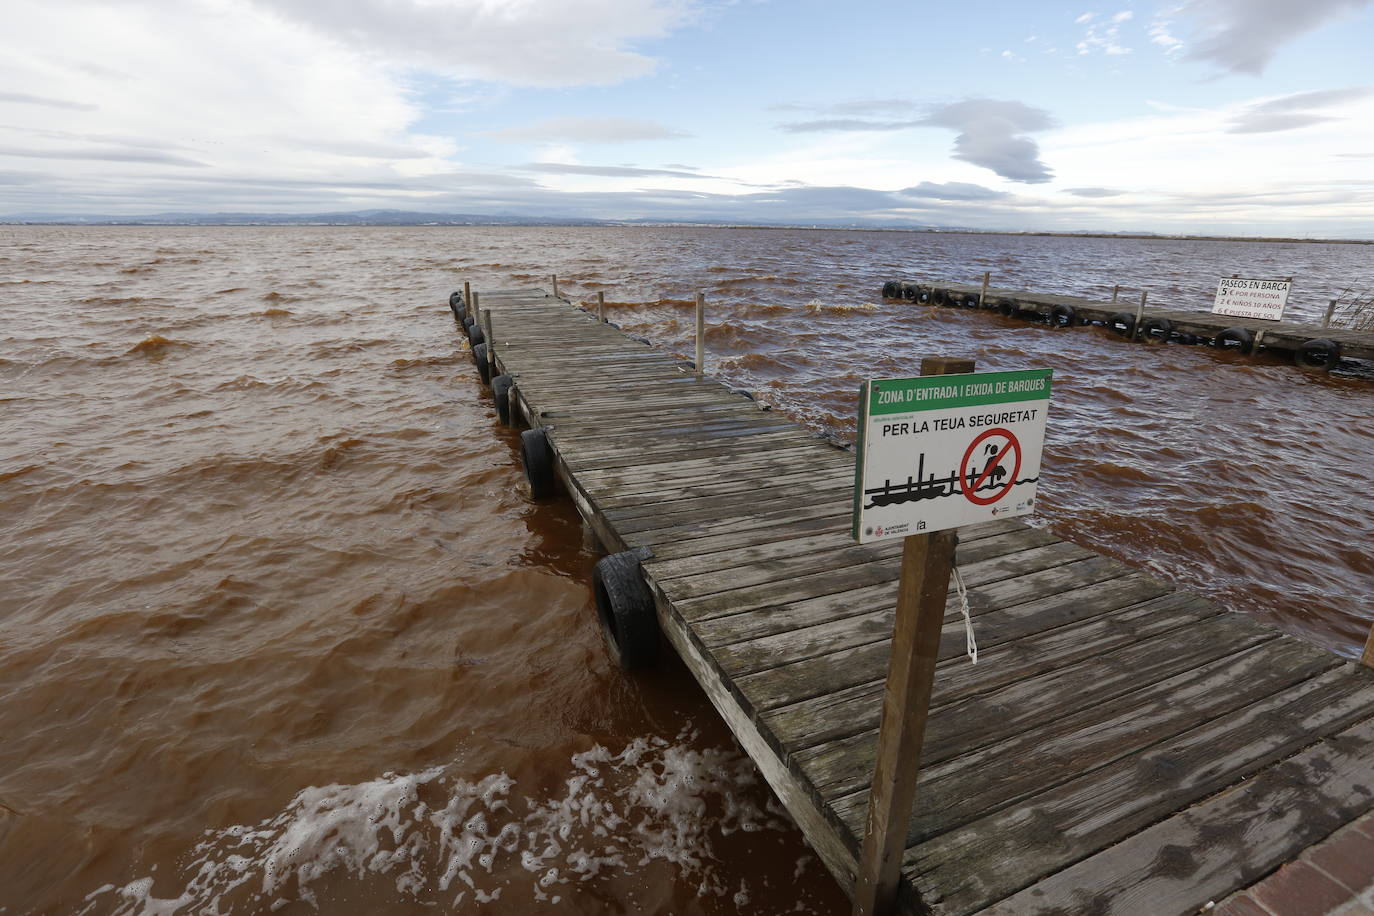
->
xmin=585 ymin=453 xmax=849 ymax=502
xmin=974 ymin=713 xmax=1374 ymax=916
xmin=818 ymin=617 xmax=1288 ymax=814
xmin=573 ymin=442 xmax=840 ymax=485
xmin=710 ymin=553 xmax=1136 ymax=677
xmin=674 ymin=534 xmax=1087 ymax=628
xmin=902 ymin=661 xmax=1374 ymax=916
xmin=734 ymin=570 xmax=1170 ymax=711
xmin=762 ymin=592 xmax=1221 ymax=754
xmin=593 ymin=468 xmax=855 ymax=513
xmin=608 ymin=477 xmax=856 ymax=530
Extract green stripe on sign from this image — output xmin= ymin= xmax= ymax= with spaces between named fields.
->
xmin=868 ymin=368 xmax=1052 ymax=415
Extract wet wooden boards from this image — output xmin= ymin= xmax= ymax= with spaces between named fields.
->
xmin=462 ymin=287 xmax=1374 ymax=915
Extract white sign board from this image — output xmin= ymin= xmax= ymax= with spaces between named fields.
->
xmin=852 ymin=369 xmax=1052 ymax=544
xmin=1212 ymin=277 xmax=1291 ymax=321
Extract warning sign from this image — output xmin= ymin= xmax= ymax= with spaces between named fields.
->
xmin=1212 ymin=277 xmax=1291 ymax=322
xmin=852 ymin=369 xmax=1052 ymax=544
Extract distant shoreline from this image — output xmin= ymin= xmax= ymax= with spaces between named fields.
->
xmin=2 ymin=218 xmax=1370 ymax=246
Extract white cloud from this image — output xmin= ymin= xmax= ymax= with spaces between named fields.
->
xmin=1076 ymin=9 xmax=1134 ymax=55
xmin=486 ymin=118 xmax=688 ymax=143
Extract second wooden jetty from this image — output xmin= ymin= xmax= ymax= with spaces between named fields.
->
xmin=448 ymin=284 xmax=1374 ymax=915
xmin=882 ymin=279 xmax=1374 ymax=370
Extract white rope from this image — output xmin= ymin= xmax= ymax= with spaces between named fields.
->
xmin=952 ymin=563 xmax=978 ymax=664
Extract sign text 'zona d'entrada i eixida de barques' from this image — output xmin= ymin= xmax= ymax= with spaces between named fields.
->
xmin=852 ymin=369 xmax=1053 ymax=544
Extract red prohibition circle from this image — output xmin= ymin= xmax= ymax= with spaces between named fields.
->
xmin=959 ymin=427 xmax=1022 ymax=506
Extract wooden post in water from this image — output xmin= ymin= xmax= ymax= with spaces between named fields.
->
xmin=1133 ymin=290 xmax=1148 ymax=340
xmin=463 ymin=281 xmax=471 ymax=310
xmin=1323 ymin=299 xmax=1338 ymax=329
xmin=979 ymin=271 xmax=990 ymax=308
xmin=694 ymin=292 xmax=705 ymax=380
xmin=481 ymin=297 xmax=496 ymax=377
xmin=851 ymin=356 xmax=973 ymax=916
xmin=597 ymin=291 xmax=606 ymax=323
xmin=1112 ymin=284 xmax=1120 ymax=303
xmin=552 ymin=274 xmax=559 ymax=300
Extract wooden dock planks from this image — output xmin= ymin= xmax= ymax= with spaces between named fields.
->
xmin=462 ymin=287 xmax=1374 ymax=915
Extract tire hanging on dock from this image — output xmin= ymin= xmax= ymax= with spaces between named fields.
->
xmin=1294 ymin=338 xmax=1340 ymax=371
xmin=463 ymin=316 xmax=476 ymax=339
xmin=592 ymin=551 xmax=660 ymax=670
xmin=469 ymin=322 xmax=485 ymax=346
xmin=1107 ymin=312 xmax=1135 ymax=337
xmin=932 ymin=288 xmax=948 ymax=306
xmin=492 ymin=374 xmax=515 ymax=426
xmin=917 ymin=287 xmax=931 ymax=304
xmin=1214 ymin=327 xmax=1255 ymax=355
xmin=473 ymin=343 xmax=491 ymax=385
xmin=901 ymin=282 xmax=921 ymax=302
xmin=998 ymin=298 xmax=1018 ymax=317
xmin=1049 ymin=304 xmax=1075 ymax=327
xmin=1139 ymin=317 xmax=1173 ymax=343
xmin=881 ymin=281 xmax=901 ymax=299
xmin=520 ymin=427 xmax=556 ymax=499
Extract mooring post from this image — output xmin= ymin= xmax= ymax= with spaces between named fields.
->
xmin=1133 ymin=290 xmax=1148 ymax=340
xmin=597 ymin=291 xmax=606 ymax=323
xmin=471 ymin=290 xmax=480 ymax=321
xmin=552 ymin=274 xmax=559 ymax=300
xmin=979 ymin=271 xmax=990 ymax=308
xmin=1323 ymin=299 xmax=1337 ymax=329
xmin=463 ymin=280 xmax=471 ymax=309
xmin=851 ymin=356 xmax=973 ymax=916
xmin=1112 ymin=284 xmax=1120 ymax=303
xmin=694 ymin=291 xmax=705 ymax=380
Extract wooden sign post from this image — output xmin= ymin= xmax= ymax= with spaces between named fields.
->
xmin=852 ymin=356 xmax=974 ymax=916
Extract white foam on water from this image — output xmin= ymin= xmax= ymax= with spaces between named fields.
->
xmin=79 ymin=730 xmax=813 ymax=914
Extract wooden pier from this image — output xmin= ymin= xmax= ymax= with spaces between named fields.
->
xmin=451 ymin=286 xmax=1374 ymax=915
xmin=884 ymin=280 xmax=1374 ymax=368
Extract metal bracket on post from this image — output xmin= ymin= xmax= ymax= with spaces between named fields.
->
xmin=851 ymin=356 xmax=974 ymax=916
xmin=694 ymin=291 xmax=705 ymax=380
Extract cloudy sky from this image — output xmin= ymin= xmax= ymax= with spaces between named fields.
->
xmin=3 ymin=0 xmax=1373 ymax=235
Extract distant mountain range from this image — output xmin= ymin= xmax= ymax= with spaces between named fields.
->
xmin=1 ymin=209 xmax=1365 ymax=243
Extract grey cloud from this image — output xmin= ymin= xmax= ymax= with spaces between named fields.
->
xmin=1064 ymin=187 xmax=1126 ymax=197
xmin=1181 ymin=0 xmax=1374 ymax=75
xmin=1228 ymin=86 xmax=1372 ymax=133
xmin=777 ymin=118 xmax=921 ymax=133
xmin=518 ymin=163 xmax=712 ymax=179
xmin=1228 ymin=113 xmax=1340 ymax=133
xmin=901 ymin=181 xmax=1009 ymax=201
xmin=770 ymin=99 xmax=919 ymax=116
xmin=280 ymin=138 xmax=436 ymax=160
xmin=487 ymin=117 xmax=687 ymax=143
xmin=921 ymin=99 xmax=1056 ymax=183
xmin=0 ymin=146 xmax=208 ymax=167
xmin=0 ymin=92 xmax=98 ymax=111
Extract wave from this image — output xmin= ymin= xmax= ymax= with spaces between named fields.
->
xmin=126 ymin=335 xmax=187 ymax=356
xmin=78 ymin=733 xmax=803 ymax=914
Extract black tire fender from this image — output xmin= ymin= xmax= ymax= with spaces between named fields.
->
xmin=1295 ymin=338 xmax=1340 ymax=371
xmin=469 ymin=322 xmax=485 ymax=347
xmin=593 ymin=551 xmax=660 ymax=670
xmin=1107 ymin=312 xmax=1135 ymax=337
xmin=473 ymin=343 xmax=491 ymax=385
xmin=1140 ymin=317 xmax=1173 ymax=343
xmin=520 ymin=427 xmax=556 ymax=499
xmin=1050 ymin=304 xmax=1075 ymax=327
xmin=492 ymin=374 xmax=514 ymax=425
xmin=901 ymin=282 xmax=921 ymax=302
xmin=998 ymin=298 xmax=1018 ymax=317
xmin=917 ymin=287 xmax=931 ymax=304
xmin=931 ymin=288 xmax=948 ymax=306
xmin=881 ymin=281 xmax=901 ymax=299
xmin=463 ymin=316 xmax=476 ymax=339
xmin=1214 ymin=327 xmax=1254 ymax=354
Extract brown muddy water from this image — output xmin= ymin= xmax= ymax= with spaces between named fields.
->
xmin=1 ymin=225 xmax=1371 ymax=914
